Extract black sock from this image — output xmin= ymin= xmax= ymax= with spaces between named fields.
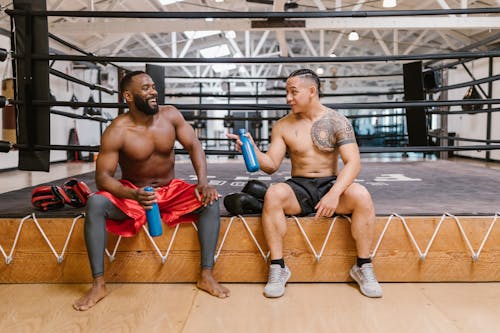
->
xmin=357 ymin=257 xmax=371 ymax=268
xmin=271 ymin=258 xmax=285 ymax=268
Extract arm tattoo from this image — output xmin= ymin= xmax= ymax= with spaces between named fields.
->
xmin=311 ymin=111 xmax=356 ymax=152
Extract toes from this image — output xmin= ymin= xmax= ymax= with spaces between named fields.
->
xmin=72 ymin=298 xmax=95 ymax=311
xmin=215 ymin=286 xmax=230 ymax=298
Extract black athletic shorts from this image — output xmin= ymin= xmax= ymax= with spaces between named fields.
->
xmin=285 ymin=176 xmax=337 ymax=216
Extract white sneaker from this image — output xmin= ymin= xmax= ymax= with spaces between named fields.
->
xmin=349 ymin=263 xmax=383 ymax=298
xmin=263 ymin=264 xmax=291 ymax=298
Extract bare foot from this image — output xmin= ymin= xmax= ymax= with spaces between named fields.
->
xmin=73 ymin=277 xmax=108 ymax=311
xmin=196 ymin=269 xmax=230 ymax=298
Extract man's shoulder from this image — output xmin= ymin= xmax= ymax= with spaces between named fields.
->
xmin=275 ymin=113 xmax=296 ymax=126
xmin=104 ymin=114 xmax=132 ymax=138
xmin=159 ymin=105 xmax=182 ymax=119
xmin=108 ymin=113 xmax=130 ymax=127
xmin=324 ymin=107 xmax=342 ymax=116
xmin=159 ymin=104 xmax=177 ymax=111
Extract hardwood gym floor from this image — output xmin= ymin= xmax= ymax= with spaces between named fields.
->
xmin=0 ymin=282 xmax=499 ymax=332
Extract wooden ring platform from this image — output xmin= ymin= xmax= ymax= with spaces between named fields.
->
xmin=1 ymin=213 xmax=499 ymax=283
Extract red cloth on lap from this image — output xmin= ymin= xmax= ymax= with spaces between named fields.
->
xmin=97 ymin=179 xmax=203 ymax=237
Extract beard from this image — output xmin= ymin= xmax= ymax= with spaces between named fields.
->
xmin=133 ymin=94 xmax=159 ymax=115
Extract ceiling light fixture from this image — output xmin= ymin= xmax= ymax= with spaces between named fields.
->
xmin=382 ymin=0 xmax=397 ymax=8
xmin=224 ymin=31 xmax=236 ymax=39
xmin=158 ymin=0 xmax=183 ymax=5
xmin=212 ymin=64 xmax=237 ymax=73
xmin=200 ymin=44 xmax=231 ymax=58
xmin=348 ymin=31 xmax=359 ymax=41
xmin=184 ymin=30 xmax=220 ymax=39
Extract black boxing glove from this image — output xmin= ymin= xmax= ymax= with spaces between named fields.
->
xmin=241 ymin=180 xmax=268 ymax=201
xmin=223 ymin=192 xmax=263 ymax=215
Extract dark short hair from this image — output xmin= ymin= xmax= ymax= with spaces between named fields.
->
xmin=288 ymin=68 xmax=321 ymax=96
xmin=119 ymin=70 xmax=147 ymax=95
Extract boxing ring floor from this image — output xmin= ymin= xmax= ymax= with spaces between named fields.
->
xmin=1 ymin=157 xmax=500 ymax=218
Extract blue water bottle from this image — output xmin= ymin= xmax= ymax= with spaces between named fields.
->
xmin=238 ymin=128 xmax=259 ymax=172
xmin=144 ymin=186 xmax=163 ymax=237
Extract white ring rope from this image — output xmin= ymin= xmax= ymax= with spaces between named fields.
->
xmin=215 ymin=215 xmax=268 ymax=262
xmin=1 ymin=212 xmax=498 ymax=265
xmin=292 ymin=215 xmax=350 ymax=262
xmin=0 ymin=214 xmax=32 ymax=264
xmin=142 ymin=222 xmax=197 ymax=264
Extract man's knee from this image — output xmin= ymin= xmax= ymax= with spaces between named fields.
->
xmin=198 ymin=200 xmax=221 ymax=223
xmin=204 ymin=200 xmax=220 ymax=214
xmin=263 ymin=183 xmax=291 ymax=207
xmin=85 ymin=194 xmax=109 ymax=215
xmin=345 ymin=184 xmax=374 ymax=210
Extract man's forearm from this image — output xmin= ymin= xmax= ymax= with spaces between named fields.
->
xmin=330 ymin=162 xmax=360 ymax=196
xmin=255 ymin=149 xmax=279 ymax=174
xmin=96 ymin=175 xmax=137 ymax=200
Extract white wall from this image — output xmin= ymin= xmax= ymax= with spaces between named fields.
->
xmin=0 ymin=34 xmax=15 ymax=169
xmin=48 ymin=61 xmax=119 ymax=162
xmin=447 ymin=57 xmax=500 ymax=161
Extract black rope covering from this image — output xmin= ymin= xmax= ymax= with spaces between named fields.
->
xmin=27 ymin=98 xmax=499 ymax=110
xmin=50 ymin=109 xmax=111 ymax=123
xmin=166 ymin=91 xmax=405 ymax=98
xmin=23 ymin=50 xmax=500 ymax=64
xmin=6 ymin=8 xmax=500 ymax=18
xmin=184 ymin=112 xmax=407 ymax=122
xmin=427 ymin=107 xmax=500 ymax=115
xmin=428 ymin=134 xmax=500 ymax=144
xmin=429 ymin=74 xmax=500 ymax=93
xmin=48 ymin=33 xmax=126 ymax=71
xmin=3 ymin=142 xmax=500 ymax=154
xmin=49 ymin=68 xmax=117 ymax=95
xmin=165 ymin=73 xmax=402 ymax=80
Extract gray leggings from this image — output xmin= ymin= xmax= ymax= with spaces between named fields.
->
xmin=84 ymin=194 xmax=220 ymax=278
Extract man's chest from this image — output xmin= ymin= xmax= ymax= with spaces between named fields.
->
xmin=121 ymin=128 xmax=175 ymax=158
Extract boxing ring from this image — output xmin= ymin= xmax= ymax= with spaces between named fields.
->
xmin=0 ymin=5 xmax=499 ymax=284
xmin=1 ymin=159 xmax=499 ymax=283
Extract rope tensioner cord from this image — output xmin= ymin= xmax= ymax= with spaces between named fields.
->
xmin=0 ymin=213 xmax=84 ymax=265
xmin=1 ymin=212 xmax=498 ymax=265
xmin=292 ymin=215 xmax=351 ymax=262
xmin=371 ymin=212 xmax=500 ymax=261
xmin=215 ymin=215 xmax=268 ymax=262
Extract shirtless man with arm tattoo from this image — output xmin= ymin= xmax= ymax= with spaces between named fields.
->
xmin=227 ymin=68 xmax=382 ymax=299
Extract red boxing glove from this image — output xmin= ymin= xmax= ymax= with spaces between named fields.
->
xmin=61 ymin=178 xmax=92 ymax=207
xmin=31 ymin=185 xmax=68 ymax=211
